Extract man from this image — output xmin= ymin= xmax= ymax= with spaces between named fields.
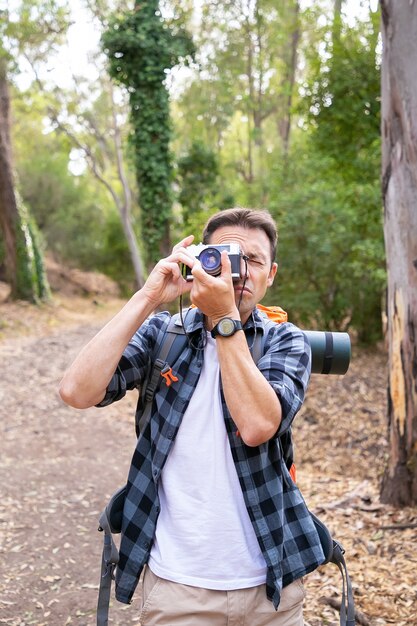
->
xmin=60 ymin=208 xmax=325 ymax=625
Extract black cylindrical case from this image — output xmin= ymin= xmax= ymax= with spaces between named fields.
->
xmin=304 ymin=330 xmax=351 ymax=375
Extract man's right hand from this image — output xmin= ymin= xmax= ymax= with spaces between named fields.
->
xmin=59 ymin=235 xmax=197 ymax=409
xmin=141 ymin=235 xmax=196 ymax=308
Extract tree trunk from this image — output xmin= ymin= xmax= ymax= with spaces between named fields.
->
xmin=120 ymin=210 xmax=145 ymax=289
xmin=0 ymin=60 xmax=19 ymax=285
xmin=380 ymin=0 xmax=417 ymax=506
xmin=110 ymin=89 xmax=145 ymax=289
xmin=0 ymin=59 xmax=50 ymax=302
xmin=279 ymin=0 xmax=300 ymax=162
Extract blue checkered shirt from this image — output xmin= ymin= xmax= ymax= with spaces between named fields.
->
xmin=98 ymin=306 xmax=325 ymax=609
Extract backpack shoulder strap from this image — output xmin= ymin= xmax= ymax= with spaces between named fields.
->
xmin=135 ymin=312 xmax=188 ymax=436
xmin=311 ymin=513 xmax=356 ymax=626
xmin=96 ymin=486 xmax=126 ymax=626
xmin=250 ymin=312 xmax=276 ymax=364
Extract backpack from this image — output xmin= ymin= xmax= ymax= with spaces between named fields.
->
xmin=96 ymin=307 xmax=356 ymax=626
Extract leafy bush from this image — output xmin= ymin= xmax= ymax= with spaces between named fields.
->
xmin=268 ymin=146 xmax=385 ymax=342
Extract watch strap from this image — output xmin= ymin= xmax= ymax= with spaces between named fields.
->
xmin=211 ymin=318 xmax=243 ymax=338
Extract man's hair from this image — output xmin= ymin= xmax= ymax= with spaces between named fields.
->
xmin=202 ymin=207 xmax=278 ymax=262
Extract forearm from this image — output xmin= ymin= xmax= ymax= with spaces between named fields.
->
xmin=59 ymin=235 xmax=198 ymax=409
xmin=59 ymin=290 xmax=155 ymax=409
xmin=216 ymin=332 xmax=282 ymax=447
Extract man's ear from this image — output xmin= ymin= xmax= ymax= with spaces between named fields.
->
xmin=267 ymin=262 xmax=278 ymax=287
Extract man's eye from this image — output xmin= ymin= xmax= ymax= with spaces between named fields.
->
xmin=242 ymin=254 xmax=265 ymax=268
xmin=247 ymin=258 xmax=265 ymax=267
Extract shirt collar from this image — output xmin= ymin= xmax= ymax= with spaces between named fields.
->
xmin=247 ymin=306 xmax=269 ymax=332
xmin=172 ymin=307 xmax=205 ymax=334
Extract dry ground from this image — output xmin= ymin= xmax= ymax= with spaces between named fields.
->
xmin=0 ymin=289 xmax=416 ymax=626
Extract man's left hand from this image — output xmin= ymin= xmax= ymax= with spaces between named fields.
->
xmin=190 ymin=251 xmax=239 ymax=325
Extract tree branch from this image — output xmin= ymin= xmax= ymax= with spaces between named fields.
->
xmin=320 ymin=597 xmax=371 ymax=626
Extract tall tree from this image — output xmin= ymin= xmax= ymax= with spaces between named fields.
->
xmin=175 ymin=0 xmax=302 ymax=203
xmin=0 ymin=56 xmax=23 ymax=296
xmin=0 ymin=1 xmax=68 ymax=301
xmin=77 ymin=1 xmax=146 ymax=288
xmin=102 ymin=0 xmax=194 ymax=269
xmin=277 ymin=0 xmax=300 ymax=162
xmin=48 ymin=76 xmax=146 ymax=289
xmin=380 ymin=0 xmax=417 ymax=506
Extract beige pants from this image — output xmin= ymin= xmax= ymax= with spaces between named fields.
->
xmin=139 ymin=566 xmax=305 ymax=626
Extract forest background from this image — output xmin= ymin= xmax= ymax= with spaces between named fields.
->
xmin=0 ymin=0 xmax=384 ymax=345
xmin=2 ymin=2 xmax=417 ymax=624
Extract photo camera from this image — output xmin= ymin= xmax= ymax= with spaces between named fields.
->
xmin=183 ymin=243 xmax=351 ymax=375
xmin=184 ymin=243 xmax=241 ymax=281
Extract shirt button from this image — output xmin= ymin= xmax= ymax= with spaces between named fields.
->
xmin=167 ymin=430 xmax=175 ymax=439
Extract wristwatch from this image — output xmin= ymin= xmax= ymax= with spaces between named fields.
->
xmin=211 ymin=318 xmax=243 ymax=338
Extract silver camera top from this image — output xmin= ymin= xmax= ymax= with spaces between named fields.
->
xmin=185 ymin=242 xmax=242 ymax=281
xmin=187 ymin=242 xmax=241 ymax=257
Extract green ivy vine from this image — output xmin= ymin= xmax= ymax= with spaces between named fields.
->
xmin=102 ymin=1 xmax=194 ymax=269
xmin=15 ymin=196 xmax=51 ymax=302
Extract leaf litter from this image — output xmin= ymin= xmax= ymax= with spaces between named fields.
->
xmin=0 ymin=297 xmax=416 ymax=625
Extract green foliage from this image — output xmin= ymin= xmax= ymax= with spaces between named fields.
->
xmin=0 ymin=0 xmax=69 ymax=302
xmin=14 ymin=196 xmax=51 ymax=302
xmin=278 ymin=6 xmax=385 ymax=342
xmin=267 ymin=137 xmax=385 ymax=343
xmin=22 ymin=163 xmax=135 ymax=288
xmin=98 ymin=210 xmax=135 ymax=291
xmin=1 ymin=0 xmax=70 ymax=75
xmin=169 ymin=2 xmax=384 ymax=342
xmin=102 ymin=0 xmax=194 ymax=268
xmin=13 ymin=108 xmax=135 ymax=290
xmin=178 ymin=141 xmax=218 ymax=210
xmin=301 ymin=7 xmax=381 ymax=176
xmin=1 ymin=0 xmax=385 ymax=341
xmin=173 ymin=0 xmax=302 ymax=197
xmin=176 ymin=140 xmax=223 ymax=231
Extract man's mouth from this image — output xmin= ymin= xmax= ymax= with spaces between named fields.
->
xmin=234 ymin=284 xmax=251 ymax=294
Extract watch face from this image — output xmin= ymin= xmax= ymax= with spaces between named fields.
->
xmin=219 ymin=318 xmax=235 ymax=335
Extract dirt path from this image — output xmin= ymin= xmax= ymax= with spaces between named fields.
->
xmin=0 ymin=301 xmax=416 ymax=626
xmin=0 ymin=319 xmax=142 ymax=625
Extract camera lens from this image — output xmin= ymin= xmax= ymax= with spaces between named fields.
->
xmin=199 ymin=247 xmax=222 ymax=276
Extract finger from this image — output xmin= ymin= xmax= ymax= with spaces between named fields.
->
xmin=155 ymin=261 xmax=183 ymax=279
xmin=180 ymin=280 xmax=193 ymax=295
xmin=172 ymin=234 xmax=194 ymax=253
xmin=220 ymin=250 xmax=232 ymax=277
xmin=190 ymin=259 xmax=209 ymax=281
xmin=162 ymin=250 xmax=196 ymax=270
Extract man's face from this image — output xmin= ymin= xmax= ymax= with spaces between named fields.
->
xmin=208 ymin=225 xmax=278 ymax=319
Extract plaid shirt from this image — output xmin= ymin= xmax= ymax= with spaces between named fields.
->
xmin=98 ymin=306 xmax=325 ymax=609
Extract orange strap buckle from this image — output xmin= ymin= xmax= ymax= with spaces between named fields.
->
xmin=161 ymin=366 xmax=179 ymax=387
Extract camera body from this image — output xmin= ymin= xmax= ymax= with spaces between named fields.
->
xmin=185 ymin=243 xmax=242 ymax=281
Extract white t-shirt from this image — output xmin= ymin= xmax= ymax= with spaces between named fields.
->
xmin=148 ymin=332 xmax=267 ymax=589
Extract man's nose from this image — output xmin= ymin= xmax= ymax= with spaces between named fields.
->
xmin=240 ymin=257 xmax=250 ymax=278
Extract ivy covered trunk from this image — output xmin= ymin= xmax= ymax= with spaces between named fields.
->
xmin=0 ymin=58 xmax=50 ymax=302
xmin=130 ymin=63 xmax=172 ymax=268
xmin=380 ymin=0 xmax=417 ymax=506
xmin=103 ymin=0 xmax=194 ymax=270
